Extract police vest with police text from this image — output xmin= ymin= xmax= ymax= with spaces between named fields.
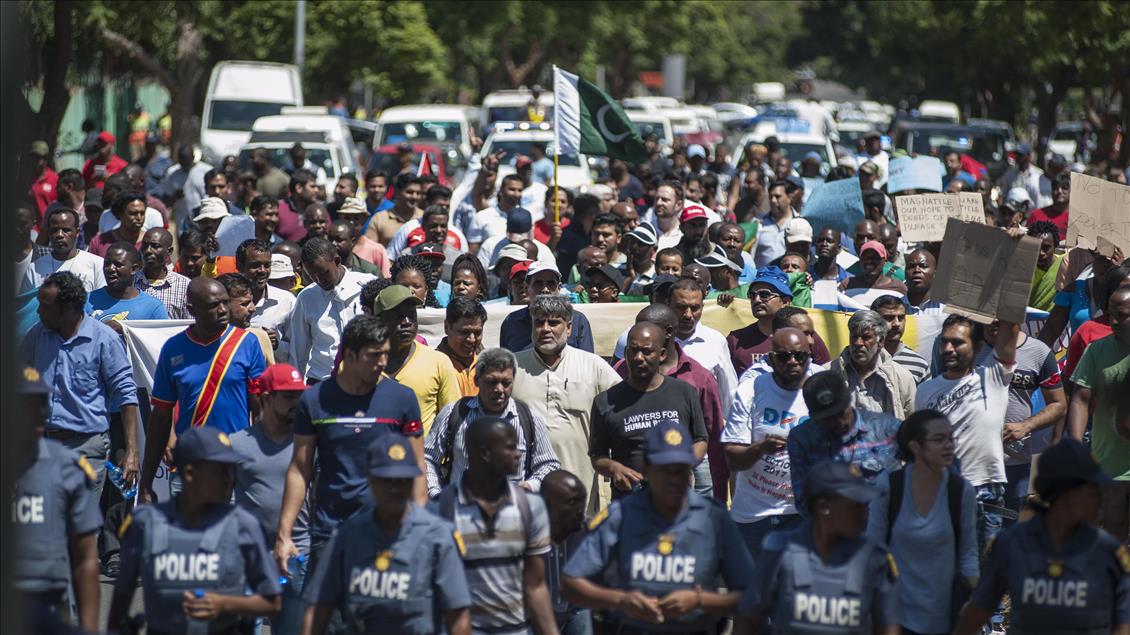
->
xmin=771 ymin=533 xmax=882 ymax=634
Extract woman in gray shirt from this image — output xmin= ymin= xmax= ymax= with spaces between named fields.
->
xmin=867 ymin=409 xmax=979 ymax=635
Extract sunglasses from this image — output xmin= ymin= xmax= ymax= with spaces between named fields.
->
xmin=771 ymin=350 xmax=810 ymax=364
xmin=750 ymin=290 xmax=781 ymax=301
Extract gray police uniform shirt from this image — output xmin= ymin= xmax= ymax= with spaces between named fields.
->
xmin=115 ymin=500 xmax=283 ymax=633
xmin=972 ymin=518 xmax=1130 ymax=634
xmin=230 ymin=425 xmax=310 ymax=550
xmin=302 ymin=503 xmax=471 ymax=635
xmin=739 ymin=525 xmax=899 ymax=634
xmin=13 ymin=438 xmax=102 ymax=593
xmin=564 ymin=488 xmax=753 ymax=632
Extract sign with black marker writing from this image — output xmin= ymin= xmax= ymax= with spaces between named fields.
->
xmin=932 ymin=219 xmax=1040 ymax=323
xmin=1067 ymin=173 xmax=1130 ymax=258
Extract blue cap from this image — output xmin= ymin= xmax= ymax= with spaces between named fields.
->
xmin=173 ymin=427 xmax=246 ymax=466
xmin=750 ymin=265 xmax=793 ymax=298
xmin=643 ymin=421 xmax=696 ymax=466
xmin=367 ymin=433 xmax=422 ymax=479
xmin=802 ymin=151 xmax=822 ymax=162
xmin=1034 ymin=438 xmax=1111 ymax=501
xmin=784 ymin=175 xmax=805 ymax=191
xmin=1016 ymin=143 xmax=1032 ymax=156
xmin=802 ymin=460 xmax=879 ymax=504
xmin=687 ymin=144 xmax=706 ymax=159
xmin=18 ymin=367 xmax=48 ymax=395
xmin=506 ymin=207 xmax=533 ymax=234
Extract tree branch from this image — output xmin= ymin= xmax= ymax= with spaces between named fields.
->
xmin=499 ymin=23 xmax=544 ymax=87
xmin=98 ymin=24 xmax=175 ymax=88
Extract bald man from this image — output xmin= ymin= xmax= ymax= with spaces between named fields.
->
xmin=722 ymin=327 xmax=816 ymax=555
xmin=139 ymin=276 xmax=268 ymax=503
xmin=139 ymin=227 xmax=192 ymax=318
xmin=541 ymin=470 xmax=592 ymax=633
xmin=612 ymin=304 xmax=729 ymax=501
xmin=590 ymin=322 xmax=709 ymax=499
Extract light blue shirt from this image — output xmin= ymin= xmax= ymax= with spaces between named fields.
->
xmin=20 ymin=316 xmax=138 ymax=434
xmin=753 ymin=215 xmax=789 ymax=269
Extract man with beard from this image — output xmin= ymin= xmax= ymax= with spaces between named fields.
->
xmin=374 ymin=285 xmax=462 ymax=435
xmin=676 ymin=204 xmax=712 ymax=264
xmin=650 ymin=181 xmax=685 ymax=251
xmin=236 ymin=239 xmax=295 ymax=359
xmin=827 ymin=309 xmax=917 ymax=419
xmin=668 ymin=278 xmax=737 ymax=422
xmin=327 ymin=219 xmax=381 ymax=276
xmin=325 ymin=172 xmax=357 ymax=217
xmin=726 ymin=267 xmax=794 ymax=375
xmin=230 ymin=364 xmax=309 ymax=634
xmin=871 ymin=294 xmax=930 ymax=383
xmin=500 ymin=262 xmax=595 ymax=353
xmin=217 ymin=272 xmax=275 ymax=364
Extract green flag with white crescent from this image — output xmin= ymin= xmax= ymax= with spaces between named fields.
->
xmin=553 ymin=66 xmax=649 ymax=164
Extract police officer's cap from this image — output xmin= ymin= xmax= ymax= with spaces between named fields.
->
xmin=367 ymin=433 xmax=422 ymax=479
xmin=643 ymin=421 xmax=696 ymax=466
xmin=18 ymin=367 xmax=48 ymax=395
xmin=173 ymin=427 xmax=245 ymax=467
xmin=1034 ymin=438 xmax=1111 ymax=501
xmin=803 ymin=460 xmax=879 ymax=504
xmin=803 ymin=371 xmax=853 ymax=420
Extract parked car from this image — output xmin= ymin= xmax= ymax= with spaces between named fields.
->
xmin=480 ymin=88 xmax=554 ymax=131
xmin=367 ymin=143 xmax=451 ymax=186
xmin=201 ymin=61 xmax=303 ymax=164
xmin=894 ymin=121 xmax=1011 ymax=180
xmin=374 ymin=104 xmax=477 ymax=166
xmin=480 ymin=128 xmax=594 ymax=190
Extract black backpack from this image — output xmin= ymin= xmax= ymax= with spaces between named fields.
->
xmin=886 ymin=467 xmax=971 ymax=627
xmin=438 ymin=397 xmax=538 ymax=484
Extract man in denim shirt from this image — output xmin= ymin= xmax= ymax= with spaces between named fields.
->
xmin=20 ymin=271 xmax=140 ymax=502
xmin=787 ymin=371 xmax=901 ymax=514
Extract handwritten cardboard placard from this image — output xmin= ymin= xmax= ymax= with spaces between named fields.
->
xmin=801 ymin=178 xmax=866 ymax=236
xmin=932 ymin=218 xmax=1040 ymax=324
xmin=896 ymin=193 xmax=985 ymax=242
xmin=887 ymin=155 xmax=943 ymax=193
xmin=1067 ymin=172 xmax=1130 ymax=257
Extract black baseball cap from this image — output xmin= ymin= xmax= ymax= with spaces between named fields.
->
xmin=803 ymin=460 xmax=879 ymax=504
xmin=802 ymin=371 xmax=852 ymax=420
xmin=645 ymin=273 xmax=679 ymax=297
xmin=585 ymin=264 xmax=625 ymax=291
xmin=1034 ymin=438 xmax=1111 ymax=502
xmin=173 ymin=427 xmax=246 ymax=467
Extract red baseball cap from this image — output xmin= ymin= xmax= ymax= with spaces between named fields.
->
xmin=679 ymin=204 xmax=708 ymax=223
xmin=96 ymin=131 xmax=116 ymax=146
xmin=254 ymin=363 xmax=307 ymax=393
xmin=859 ymin=240 xmax=888 ymax=259
xmin=515 ymin=155 xmax=533 ymax=170
xmin=509 ymin=260 xmax=532 ymax=279
xmin=406 ymin=227 xmax=428 ymax=248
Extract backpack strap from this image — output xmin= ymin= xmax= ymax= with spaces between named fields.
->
xmin=438 ymin=485 xmax=458 ymax=523
xmin=512 ymin=482 xmax=532 ymax=538
xmin=946 ymin=469 xmax=964 ymax=559
xmin=885 ymin=468 xmax=905 ymax=546
xmin=439 ymin=398 xmax=473 ymax=484
xmin=514 ymin=400 xmax=536 ymax=480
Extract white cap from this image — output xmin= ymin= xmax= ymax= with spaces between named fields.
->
xmin=337 ymin=196 xmax=368 ymax=215
xmin=587 ymin=183 xmax=613 ymax=200
xmin=785 ymin=217 xmax=814 ymax=244
xmin=193 ymin=197 xmax=230 ymax=222
xmin=492 ymin=243 xmax=529 ymax=269
xmin=526 ymin=261 xmax=561 ymax=280
xmin=1004 ymin=187 xmax=1033 ymax=208
xmin=269 ymin=254 xmax=295 ymax=279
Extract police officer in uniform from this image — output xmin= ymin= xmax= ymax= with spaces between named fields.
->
xmin=562 ymin=420 xmax=753 ymax=634
xmin=12 ymin=367 xmax=102 ymax=632
xmin=953 ymin=438 xmax=1130 ymax=635
xmin=108 ymin=427 xmax=282 ymax=634
xmin=301 ymin=433 xmax=472 ymax=635
xmin=734 ymin=460 xmax=900 ymax=635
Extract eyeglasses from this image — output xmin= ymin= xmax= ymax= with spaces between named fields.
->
xmin=771 ymin=350 xmax=810 ymax=364
xmin=750 ymin=290 xmax=781 ymax=301
xmin=925 ymin=434 xmax=955 ymax=446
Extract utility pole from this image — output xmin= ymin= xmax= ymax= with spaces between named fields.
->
xmin=294 ymin=0 xmax=306 ymax=71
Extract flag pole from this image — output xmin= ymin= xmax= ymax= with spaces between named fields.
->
xmin=553 ymin=152 xmax=560 ymax=224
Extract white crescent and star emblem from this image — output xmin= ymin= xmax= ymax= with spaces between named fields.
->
xmin=596 ymin=104 xmax=630 ymax=143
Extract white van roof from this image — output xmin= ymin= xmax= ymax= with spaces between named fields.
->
xmin=378 ymin=104 xmax=475 ymax=123
xmin=208 ymin=61 xmax=301 ymax=102
xmin=252 ymin=113 xmax=351 ymax=135
xmin=482 ymin=90 xmax=554 ymax=107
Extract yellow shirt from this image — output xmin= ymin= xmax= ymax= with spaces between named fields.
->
xmin=390 ymin=343 xmax=462 ymax=436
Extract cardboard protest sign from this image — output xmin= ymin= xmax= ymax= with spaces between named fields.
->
xmin=896 ymin=193 xmax=985 ymax=242
xmin=801 ymin=178 xmax=866 ymax=236
xmin=932 ymin=218 xmax=1040 ymax=323
xmin=1067 ymin=172 xmax=1130 ymax=257
xmin=887 ymin=156 xmax=943 ymax=193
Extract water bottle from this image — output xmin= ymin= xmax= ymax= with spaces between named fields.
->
xmin=186 ymin=588 xmax=209 ymax=635
xmin=279 ymin=553 xmax=309 ymax=585
xmin=106 ymin=460 xmax=138 ymax=501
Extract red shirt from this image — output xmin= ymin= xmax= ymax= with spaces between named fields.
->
xmin=29 ymin=168 xmax=58 ymax=218
xmin=613 ymin=344 xmax=728 ymax=501
xmin=87 ymin=231 xmax=142 ymax=258
xmin=81 ymin=154 xmax=128 ymax=189
xmin=1026 ymin=205 xmax=1069 ymax=240
xmin=1064 ymin=317 xmax=1111 ymax=381
xmin=726 ymin=321 xmax=832 ymax=376
xmin=533 ymin=216 xmax=571 ymax=245
xmin=275 ymin=198 xmax=308 ymax=243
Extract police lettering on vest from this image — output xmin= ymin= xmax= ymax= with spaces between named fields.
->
xmin=153 ymin=552 xmax=220 ymax=582
xmin=349 ymin=566 xmax=411 ymax=601
xmin=629 ymin=552 xmax=697 ymax=584
xmin=1021 ymin=578 xmax=1089 ymax=608
xmin=794 ymin=593 xmax=862 ymax=627
xmin=14 ymin=496 xmax=45 ymax=524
